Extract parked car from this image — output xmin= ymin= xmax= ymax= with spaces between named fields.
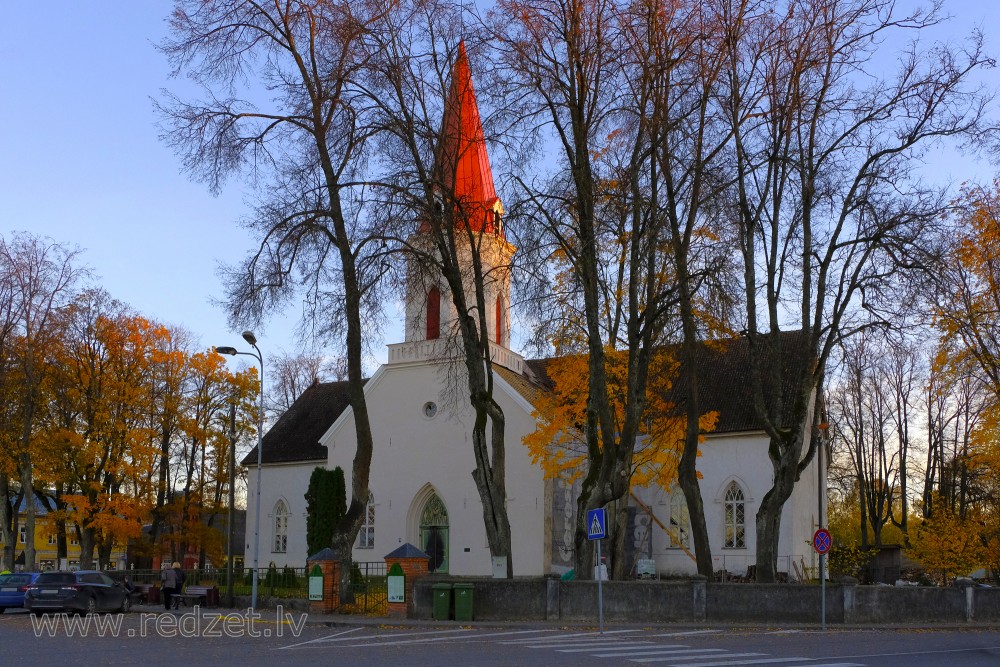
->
xmin=24 ymin=571 xmax=131 ymax=615
xmin=0 ymin=572 xmax=41 ymax=613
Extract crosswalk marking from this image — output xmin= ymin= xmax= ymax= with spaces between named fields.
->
xmin=667 ymin=658 xmax=822 ymax=667
xmin=554 ymin=642 xmax=655 ymax=652
xmin=592 ymin=648 xmax=728 ymax=658
xmin=526 ymin=640 xmax=645 ymax=649
xmin=626 ymin=652 xmax=766 ymax=663
xmin=281 ymin=625 xmax=868 ymax=667
xmin=623 ymin=649 xmax=764 ymax=667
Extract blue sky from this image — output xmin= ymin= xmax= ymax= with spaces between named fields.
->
xmin=1 ymin=1 xmax=997 ymax=367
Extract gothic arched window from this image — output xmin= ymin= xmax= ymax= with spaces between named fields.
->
xmin=272 ymin=499 xmax=289 ymax=553
xmin=723 ymin=482 xmax=746 ymax=549
xmin=669 ymin=488 xmax=691 ymax=549
xmin=427 ymin=287 xmax=441 ymax=340
xmin=358 ymin=493 xmax=375 ymax=549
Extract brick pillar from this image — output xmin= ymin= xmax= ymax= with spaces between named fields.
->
xmin=385 ymin=543 xmax=431 ymax=618
xmin=307 ymin=550 xmax=341 ymax=615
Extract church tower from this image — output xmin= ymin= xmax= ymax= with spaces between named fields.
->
xmin=393 ymin=42 xmax=522 ymax=373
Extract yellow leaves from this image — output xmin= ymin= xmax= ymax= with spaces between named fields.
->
xmin=906 ymin=495 xmax=987 ymax=581
xmin=523 ymin=346 xmax=717 ymax=489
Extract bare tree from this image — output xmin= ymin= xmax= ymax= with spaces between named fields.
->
xmin=360 ymin=2 xmax=517 ymax=574
xmin=721 ymin=0 xmax=992 ymax=581
xmin=159 ymin=0 xmax=392 ymax=600
xmin=489 ymin=0 xmax=712 ymax=578
xmin=269 ymin=350 xmax=343 ymax=414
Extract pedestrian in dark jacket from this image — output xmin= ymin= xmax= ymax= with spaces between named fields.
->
xmin=173 ymin=561 xmax=186 ymax=595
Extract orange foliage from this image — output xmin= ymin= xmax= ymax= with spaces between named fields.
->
xmin=523 ymin=346 xmax=717 ymax=490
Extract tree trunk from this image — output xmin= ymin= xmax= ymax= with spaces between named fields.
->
xmin=0 ymin=478 xmax=18 ymax=570
xmin=78 ymin=526 xmax=96 ymax=570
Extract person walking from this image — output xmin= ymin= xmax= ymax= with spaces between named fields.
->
xmin=172 ymin=561 xmax=186 ymax=599
xmin=160 ymin=562 xmax=177 ymax=611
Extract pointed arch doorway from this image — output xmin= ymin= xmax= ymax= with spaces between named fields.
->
xmin=419 ymin=493 xmax=449 ymax=573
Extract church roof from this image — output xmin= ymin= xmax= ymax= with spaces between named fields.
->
xmin=253 ymin=333 xmax=808 ymax=465
xmin=242 ymin=379 xmax=363 ymax=466
xmin=433 ymin=41 xmax=503 ymax=238
xmin=499 ymin=330 xmax=809 ymax=436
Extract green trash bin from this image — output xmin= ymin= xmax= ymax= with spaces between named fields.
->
xmin=432 ymin=583 xmax=453 ymax=620
xmin=453 ymin=582 xmax=474 ymax=621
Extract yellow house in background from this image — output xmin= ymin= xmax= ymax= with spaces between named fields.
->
xmin=0 ymin=498 xmax=127 ymax=571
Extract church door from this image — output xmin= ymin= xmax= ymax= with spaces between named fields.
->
xmin=419 ymin=494 xmax=449 ymax=573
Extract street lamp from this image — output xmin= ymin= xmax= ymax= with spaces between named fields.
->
xmin=215 ymin=331 xmax=264 ymax=611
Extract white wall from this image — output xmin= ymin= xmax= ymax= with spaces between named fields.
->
xmin=322 ymin=360 xmax=548 ymax=575
xmin=247 ymin=460 xmax=322 ymax=569
xmin=633 ymin=430 xmax=824 ymax=578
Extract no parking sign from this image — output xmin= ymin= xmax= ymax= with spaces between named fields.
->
xmin=813 ymin=528 xmax=832 ymax=555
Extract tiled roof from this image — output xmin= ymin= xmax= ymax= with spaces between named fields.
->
xmin=241 ymin=380 xmax=362 ymax=466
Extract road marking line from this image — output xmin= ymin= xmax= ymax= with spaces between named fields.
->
xmin=345 ymin=628 xmax=556 ymax=647
xmin=624 ymin=652 xmax=766 ymax=662
xmin=284 ymin=627 xmax=473 ymax=649
xmin=278 ymin=627 xmax=362 ymax=649
xmin=650 ymin=630 xmax=723 ymax=637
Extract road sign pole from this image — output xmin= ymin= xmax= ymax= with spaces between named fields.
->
xmin=596 ymin=538 xmax=604 ymax=635
xmin=812 ymin=528 xmax=831 ymax=631
xmin=586 ymin=507 xmax=608 ymax=635
xmin=820 ymin=552 xmax=826 ymax=630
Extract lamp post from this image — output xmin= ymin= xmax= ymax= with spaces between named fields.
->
xmin=226 ymin=403 xmax=236 ymax=607
xmin=215 ymin=331 xmax=264 ymax=611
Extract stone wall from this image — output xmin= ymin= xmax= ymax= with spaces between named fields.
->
xmin=411 ymin=577 xmax=1000 ymax=624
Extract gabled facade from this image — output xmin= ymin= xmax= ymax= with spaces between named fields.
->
xmin=245 ymin=43 xmax=825 ymax=580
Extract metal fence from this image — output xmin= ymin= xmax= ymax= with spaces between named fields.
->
xmin=125 ymin=562 xmax=387 ymax=614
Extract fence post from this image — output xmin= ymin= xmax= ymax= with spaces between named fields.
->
xmin=307 ymin=548 xmax=341 ymax=615
xmin=385 ymin=543 xmax=430 ymax=618
xmin=692 ymin=575 xmax=707 ymax=623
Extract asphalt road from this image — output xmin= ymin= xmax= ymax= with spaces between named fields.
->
xmin=1 ymin=607 xmax=1000 ymax=666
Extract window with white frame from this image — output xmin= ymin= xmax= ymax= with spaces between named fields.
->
xmin=47 ymin=532 xmax=57 ymax=545
xmin=272 ymin=499 xmax=289 ymax=553
xmin=19 ymin=526 xmax=25 ymax=544
xmin=668 ymin=489 xmax=691 ymax=549
xmin=723 ymin=482 xmax=746 ymax=548
xmin=358 ymin=493 xmax=375 ymax=549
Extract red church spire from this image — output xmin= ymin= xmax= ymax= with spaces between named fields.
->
xmin=434 ymin=41 xmax=504 ymax=238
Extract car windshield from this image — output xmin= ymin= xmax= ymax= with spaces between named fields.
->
xmin=0 ymin=574 xmax=9 ymax=585
xmin=35 ymin=573 xmax=76 ymax=584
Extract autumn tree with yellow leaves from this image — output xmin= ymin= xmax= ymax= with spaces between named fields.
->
xmin=525 ymin=347 xmax=718 ymax=489
xmin=525 ymin=346 xmax=718 ymax=576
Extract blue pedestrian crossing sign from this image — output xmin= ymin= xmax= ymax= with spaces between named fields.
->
xmin=587 ymin=508 xmax=607 ymax=540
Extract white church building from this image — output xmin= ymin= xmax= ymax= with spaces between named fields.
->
xmin=242 ymin=44 xmax=825 ymax=581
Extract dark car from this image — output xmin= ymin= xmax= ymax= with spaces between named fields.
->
xmin=0 ymin=572 xmax=41 ymax=613
xmin=24 ymin=571 xmax=131 ymax=615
